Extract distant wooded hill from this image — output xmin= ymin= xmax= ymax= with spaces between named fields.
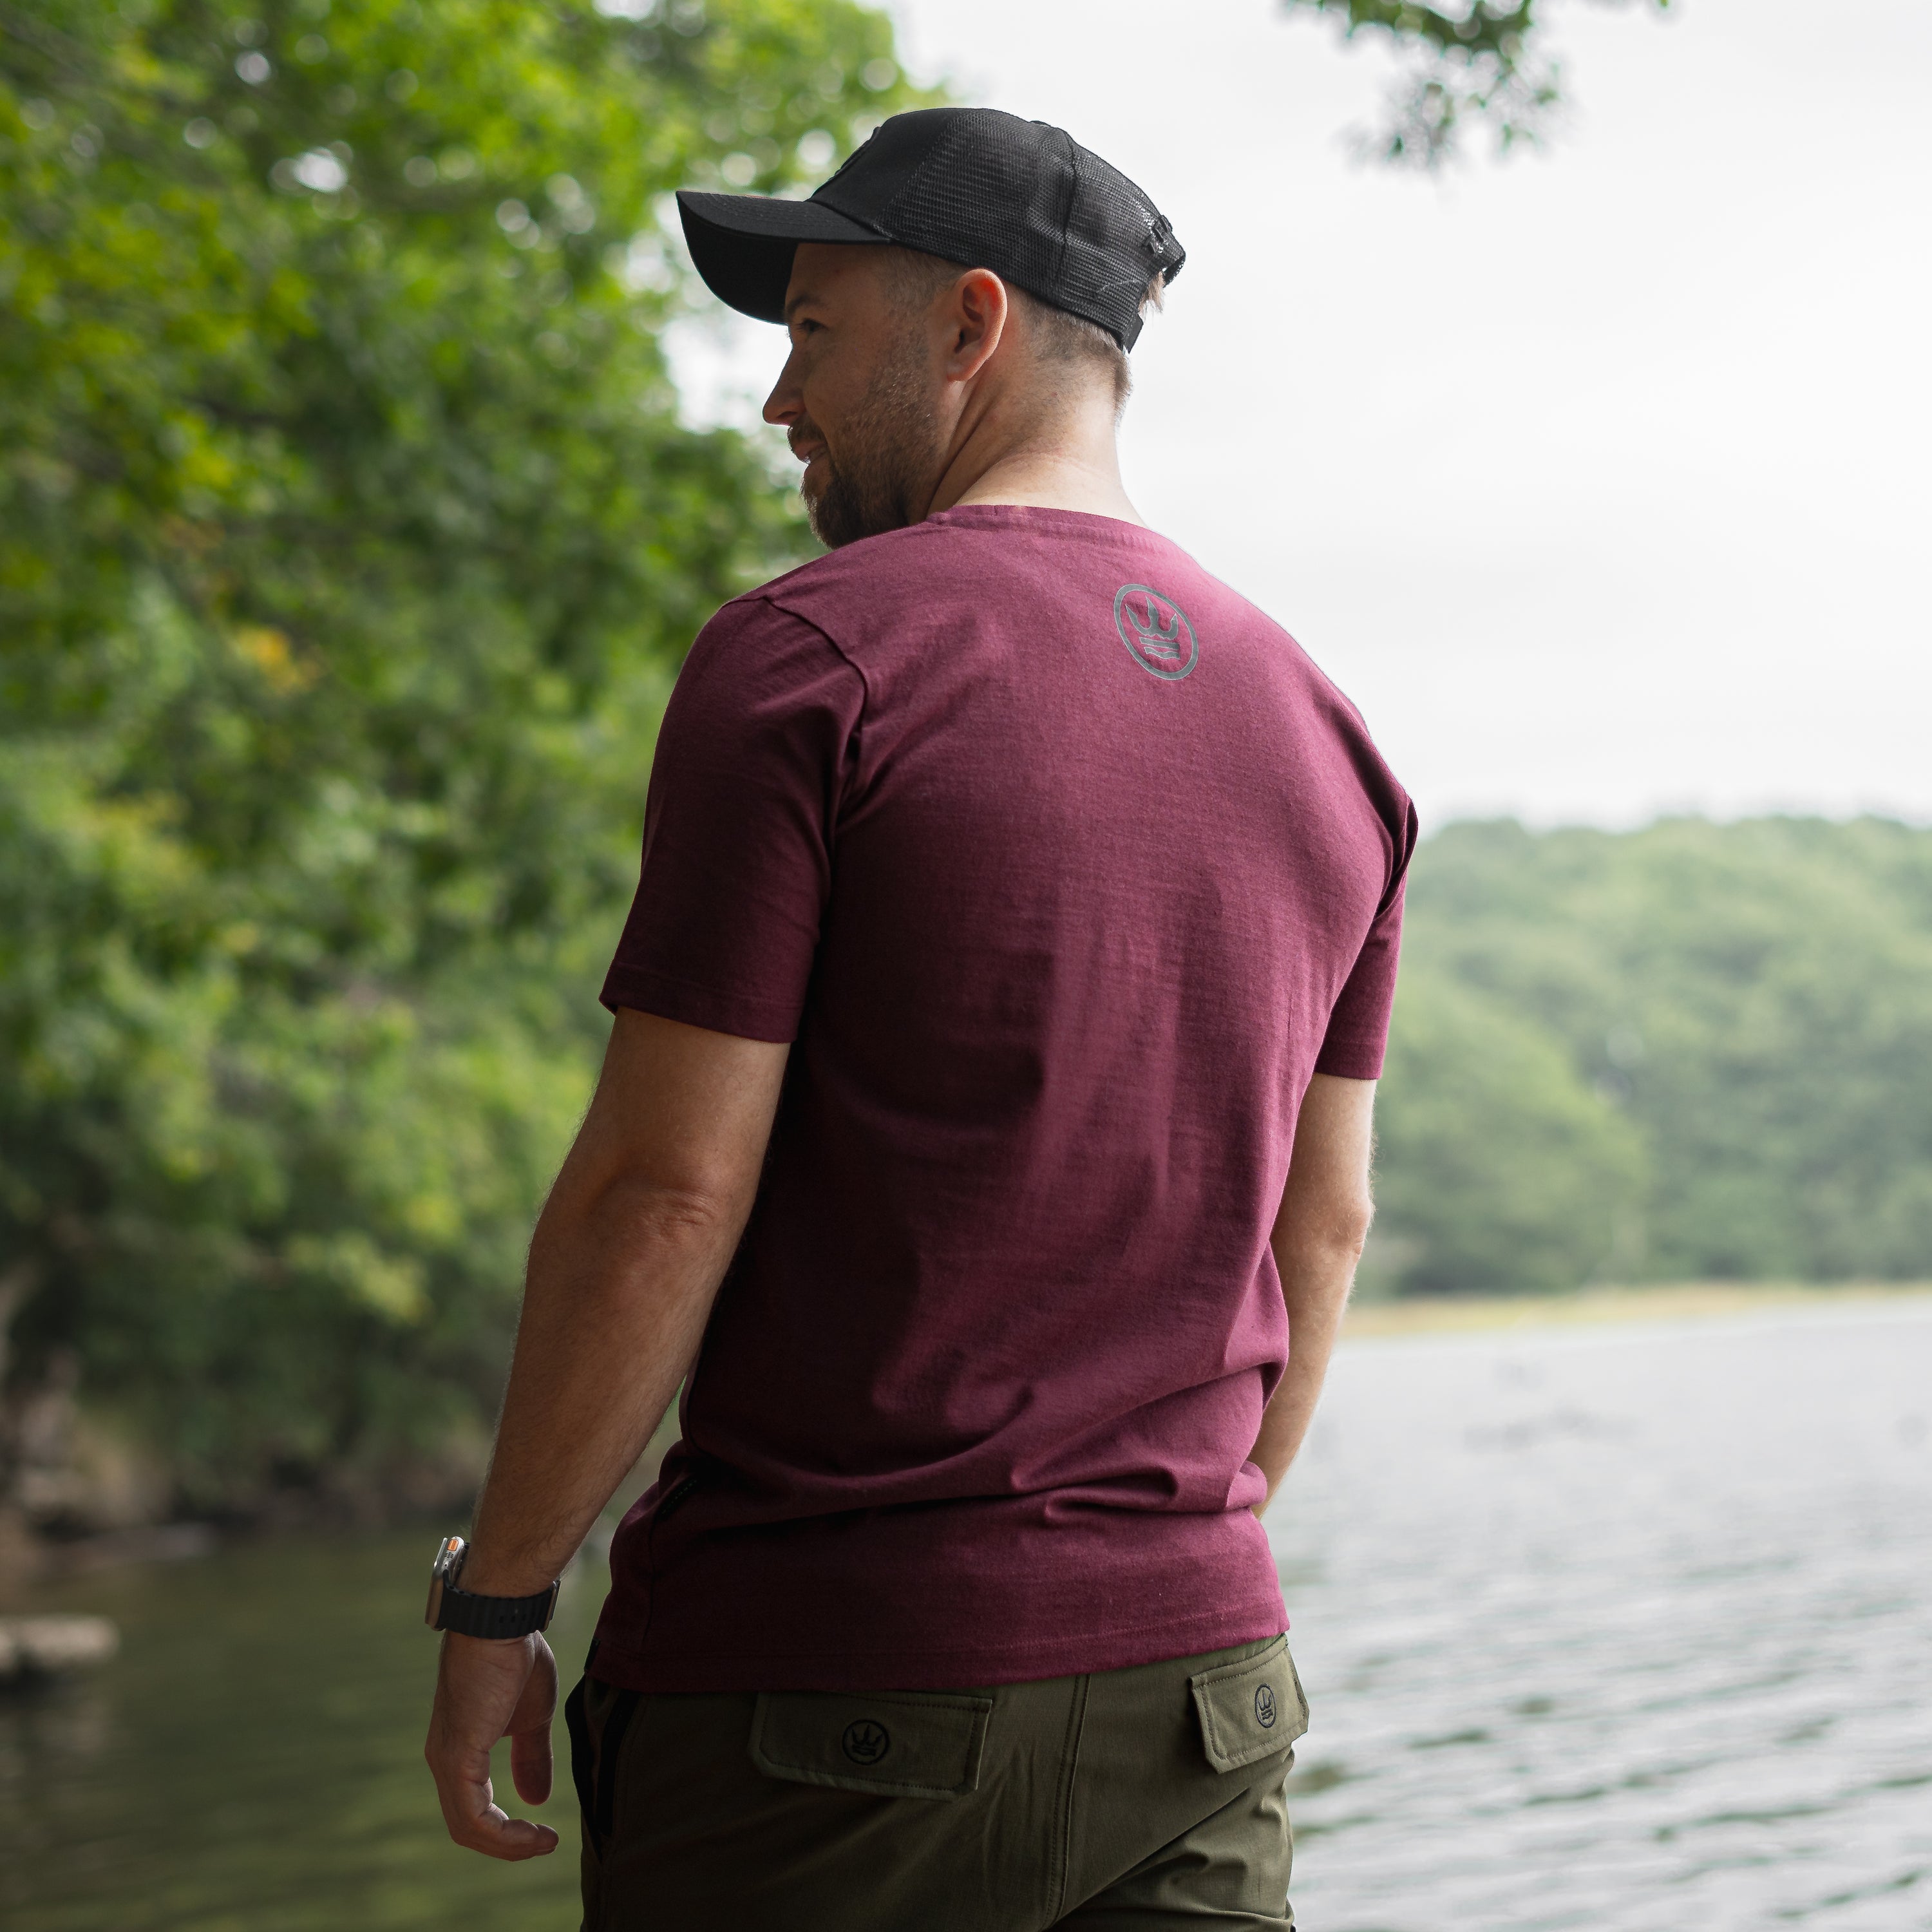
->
xmin=1368 ymin=817 xmax=1932 ymax=1296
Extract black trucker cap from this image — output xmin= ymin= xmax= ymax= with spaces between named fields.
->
xmin=676 ymin=107 xmax=1185 ymax=352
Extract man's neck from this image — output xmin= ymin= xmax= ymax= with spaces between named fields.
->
xmin=922 ymin=393 xmax=1146 ymax=528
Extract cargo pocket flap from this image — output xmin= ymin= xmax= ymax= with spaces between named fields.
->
xmin=749 ymin=1690 xmax=993 ymax=1800
xmin=1190 ymin=1637 xmax=1308 ymax=1773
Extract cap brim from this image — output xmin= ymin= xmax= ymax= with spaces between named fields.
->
xmin=676 ymin=190 xmax=886 ymax=324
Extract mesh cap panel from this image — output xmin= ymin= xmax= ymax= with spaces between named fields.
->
xmin=684 ymin=108 xmax=1184 ymax=350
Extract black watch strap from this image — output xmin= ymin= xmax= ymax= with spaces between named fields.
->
xmin=433 ymin=1578 xmax=560 ymax=1639
xmin=425 ymin=1534 xmax=558 ymax=1639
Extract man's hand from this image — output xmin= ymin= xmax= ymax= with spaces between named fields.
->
xmin=425 ymin=1631 xmax=562 ymax=1860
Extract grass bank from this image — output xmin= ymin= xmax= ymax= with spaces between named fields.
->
xmin=1341 ymin=1280 xmax=1932 ymax=1340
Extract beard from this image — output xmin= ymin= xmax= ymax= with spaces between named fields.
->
xmin=795 ymin=330 xmax=942 ymax=550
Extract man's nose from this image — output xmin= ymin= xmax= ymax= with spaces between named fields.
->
xmin=763 ymin=350 xmax=803 ymax=428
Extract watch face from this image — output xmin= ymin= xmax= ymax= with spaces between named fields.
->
xmin=425 ymin=1535 xmax=468 ymax=1630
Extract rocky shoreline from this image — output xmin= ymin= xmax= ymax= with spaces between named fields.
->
xmin=0 ymin=1613 xmax=119 ymax=1689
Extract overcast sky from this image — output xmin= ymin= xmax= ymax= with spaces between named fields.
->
xmin=670 ymin=0 xmax=1931 ymax=831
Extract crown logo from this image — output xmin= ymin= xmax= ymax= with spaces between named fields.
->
xmin=1121 ymin=594 xmax=1185 ymax=661
xmin=1112 ymin=583 xmax=1198 ymax=681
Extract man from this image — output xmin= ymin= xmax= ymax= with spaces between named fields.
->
xmin=424 ymin=107 xmax=1414 ymax=1929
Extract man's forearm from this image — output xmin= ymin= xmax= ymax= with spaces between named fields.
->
xmin=1249 ymin=1233 xmax=1359 ymax=1510
xmin=1248 ymin=1072 xmax=1376 ymax=1511
xmin=456 ymin=1179 xmax=743 ymax=1600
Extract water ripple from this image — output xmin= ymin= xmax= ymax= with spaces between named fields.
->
xmin=1268 ymin=1300 xmax=1932 ymax=1931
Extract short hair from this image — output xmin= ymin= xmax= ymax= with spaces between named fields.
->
xmin=881 ymin=247 xmax=1164 ymax=419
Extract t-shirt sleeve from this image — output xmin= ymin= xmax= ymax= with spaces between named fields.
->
xmin=1314 ymin=797 xmax=1420 ymax=1081
xmin=600 ymin=596 xmax=864 ymax=1043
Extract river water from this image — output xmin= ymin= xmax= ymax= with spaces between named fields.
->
xmin=3 ymin=1297 xmax=1928 ymax=1930
xmin=1274 ymin=1298 xmax=1932 ymax=1931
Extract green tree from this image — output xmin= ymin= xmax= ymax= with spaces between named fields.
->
xmin=1368 ymin=968 xmax=1645 ymax=1294
xmin=0 ymin=0 xmax=929 ymax=1513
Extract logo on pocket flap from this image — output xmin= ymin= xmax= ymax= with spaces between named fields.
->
xmin=1189 ymin=1638 xmax=1308 ymax=1774
xmin=842 ymin=1718 xmax=891 ymax=1766
xmin=750 ymin=1690 xmax=992 ymax=1801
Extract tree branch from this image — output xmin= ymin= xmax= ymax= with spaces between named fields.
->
xmin=1284 ymin=0 xmax=1673 ymax=168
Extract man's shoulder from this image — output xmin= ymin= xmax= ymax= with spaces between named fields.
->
xmin=740 ymin=518 xmax=972 ymax=612
xmin=688 ymin=531 xmax=925 ymax=662
xmin=673 ymin=571 xmax=867 ymax=712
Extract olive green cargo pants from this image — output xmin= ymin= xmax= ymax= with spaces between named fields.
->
xmin=565 ymin=1634 xmax=1307 ymax=1930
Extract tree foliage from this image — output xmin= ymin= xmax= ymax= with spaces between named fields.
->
xmin=1371 ymin=818 xmax=1932 ymax=1294
xmin=0 ymin=0 xmax=928 ymax=1511
xmin=1285 ymin=0 xmax=1674 ymax=166
xmin=1371 ymin=967 xmax=1645 ymax=1295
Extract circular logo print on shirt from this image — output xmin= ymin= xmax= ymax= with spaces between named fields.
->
xmin=1255 ymin=1683 xmax=1278 ymax=1729
xmin=1114 ymin=583 xmax=1199 ymax=681
xmin=842 ymin=1718 xmax=891 ymax=1766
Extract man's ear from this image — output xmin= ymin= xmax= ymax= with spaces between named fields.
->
xmin=938 ymin=268 xmax=1009 ymax=384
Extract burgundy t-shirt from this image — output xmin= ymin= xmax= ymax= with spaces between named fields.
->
xmin=591 ymin=506 xmax=1414 ymax=1693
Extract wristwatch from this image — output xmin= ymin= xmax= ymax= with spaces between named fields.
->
xmin=424 ymin=1534 xmax=560 ymax=1640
